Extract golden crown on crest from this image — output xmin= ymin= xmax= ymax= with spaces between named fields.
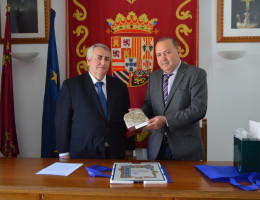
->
xmin=106 ymin=11 xmax=158 ymax=34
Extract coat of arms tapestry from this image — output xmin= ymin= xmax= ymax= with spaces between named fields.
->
xmin=65 ymin=0 xmax=199 ymax=147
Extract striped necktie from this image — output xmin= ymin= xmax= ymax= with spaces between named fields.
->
xmin=163 ymin=74 xmax=173 ymax=105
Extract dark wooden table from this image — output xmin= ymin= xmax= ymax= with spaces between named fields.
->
xmin=0 ymin=158 xmax=259 ymax=200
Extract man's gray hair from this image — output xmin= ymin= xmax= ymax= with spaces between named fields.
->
xmin=157 ymin=36 xmax=178 ymax=49
xmin=87 ymin=43 xmax=111 ymax=60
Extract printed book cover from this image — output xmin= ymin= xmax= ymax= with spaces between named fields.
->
xmin=110 ymin=162 xmax=167 ymax=184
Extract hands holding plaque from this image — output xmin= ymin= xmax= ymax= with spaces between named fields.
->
xmin=124 ymin=109 xmax=149 ymax=137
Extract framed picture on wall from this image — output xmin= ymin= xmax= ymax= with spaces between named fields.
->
xmin=217 ymin=0 xmax=260 ymax=42
xmin=0 ymin=0 xmax=50 ymax=44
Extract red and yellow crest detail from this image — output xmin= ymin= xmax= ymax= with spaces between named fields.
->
xmin=106 ymin=11 xmax=158 ymax=34
xmin=126 ymin=0 xmax=136 ymax=4
xmin=111 ymin=36 xmax=154 ymax=87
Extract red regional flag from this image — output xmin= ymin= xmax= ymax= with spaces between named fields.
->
xmin=0 ymin=5 xmax=19 ymax=157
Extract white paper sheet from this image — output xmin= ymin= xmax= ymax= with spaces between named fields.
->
xmin=36 ymin=162 xmax=83 ymax=176
xmin=249 ymin=120 xmax=260 ymax=140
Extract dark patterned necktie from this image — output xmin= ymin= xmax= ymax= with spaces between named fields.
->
xmin=95 ymin=82 xmax=108 ymax=119
xmin=163 ymin=74 xmax=173 ymax=105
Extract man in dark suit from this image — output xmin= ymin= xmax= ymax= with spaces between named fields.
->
xmin=141 ymin=37 xmax=207 ymax=161
xmin=55 ymin=43 xmax=134 ymax=159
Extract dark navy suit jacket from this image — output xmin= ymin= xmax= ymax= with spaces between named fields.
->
xmin=55 ymin=72 xmax=134 ymax=158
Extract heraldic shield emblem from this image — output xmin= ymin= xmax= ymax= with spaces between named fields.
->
xmin=111 ymin=36 xmax=154 ymax=87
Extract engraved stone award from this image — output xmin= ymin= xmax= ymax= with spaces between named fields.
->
xmin=124 ymin=109 xmax=149 ymax=137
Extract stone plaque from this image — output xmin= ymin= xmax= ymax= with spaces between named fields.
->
xmin=124 ymin=109 xmax=149 ymax=137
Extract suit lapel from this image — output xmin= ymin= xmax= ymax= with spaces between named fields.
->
xmin=84 ymin=72 xmax=107 ymax=120
xmin=106 ymin=76 xmax=115 ymax=121
xmin=165 ymin=62 xmax=186 ymax=109
xmin=156 ymin=70 xmax=165 ymax=111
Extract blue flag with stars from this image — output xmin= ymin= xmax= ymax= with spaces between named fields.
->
xmin=41 ymin=9 xmax=60 ymax=158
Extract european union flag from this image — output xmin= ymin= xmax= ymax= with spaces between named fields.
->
xmin=41 ymin=9 xmax=60 ymax=158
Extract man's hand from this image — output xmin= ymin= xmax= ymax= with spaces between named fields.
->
xmin=142 ymin=116 xmax=166 ymax=132
xmin=128 ymin=108 xmax=142 ymax=112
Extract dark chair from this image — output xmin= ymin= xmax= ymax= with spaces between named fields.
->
xmin=201 ymin=118 xmax=207 ymax=161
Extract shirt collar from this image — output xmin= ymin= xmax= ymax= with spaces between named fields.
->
xmin=89 ymin=72 xmax=107 ymax=85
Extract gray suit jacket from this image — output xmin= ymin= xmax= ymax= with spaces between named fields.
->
xmin=142 ymin=61 xmax=207 ymax=160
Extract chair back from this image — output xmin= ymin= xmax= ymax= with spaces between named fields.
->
xmin=201 ymin=118 xmax=207 ymax=161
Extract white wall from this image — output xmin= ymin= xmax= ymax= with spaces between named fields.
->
xmin=1 ymin=0 xmax=260 ymax=160
xmin=200 ymin=0 xmax=260 ymax=161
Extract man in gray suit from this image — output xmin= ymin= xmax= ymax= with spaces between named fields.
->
xmin=141 ymin=36 xmax=207 ymax=161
